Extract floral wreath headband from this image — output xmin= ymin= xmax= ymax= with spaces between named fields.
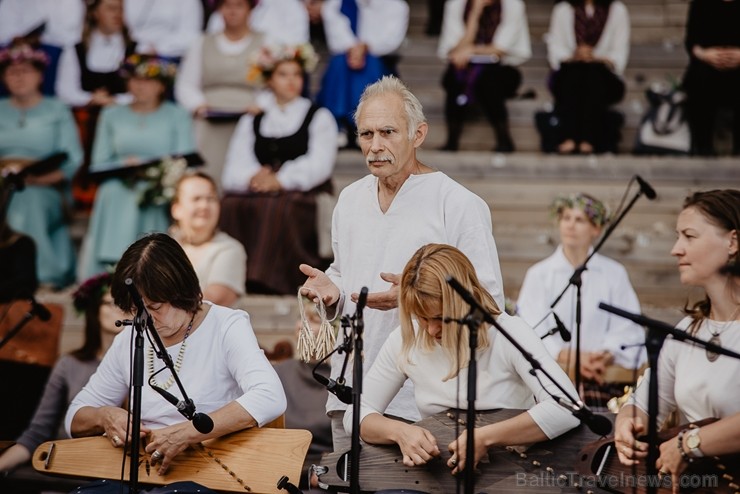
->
xmin=72 ymin=272 xmax=113 ymax=313
xmin=549 ymin=193 xmax=610 ymax=227
xmin=120 ymin=54 xmax=178 ymax=84
xmin=0 ymin=43 xmax=49 ymax=70
xmin=246 ymin=43 xmax=319 ymax=84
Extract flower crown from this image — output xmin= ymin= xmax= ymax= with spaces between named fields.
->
xmin=0 ymin=43 xmax=49 ymax=69
xmin=72 ymin=272 xmax=113 ymax=313
xmin=549 ymin=193 xmax=610 ymax=227
xmin=246 ymin=43 xmax=318 ymax=84
xmin=120 ymin=54 xmax=178 ymax=83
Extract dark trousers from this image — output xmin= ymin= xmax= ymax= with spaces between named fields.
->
xmin=441 ymin=63 xmax=522 ymax=151
xmin=683 ymin=61 xmax=740 ymax=156
xmin=551 ymin=61 xmax=625 ymax=148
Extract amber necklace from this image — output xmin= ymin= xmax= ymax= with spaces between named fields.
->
xmin=148 ymin=313 xmax=196 ymax=390
xmin=705 ymin=305 xmax=740 ymax=362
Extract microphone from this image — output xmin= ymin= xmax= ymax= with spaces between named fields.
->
xmin=635 ymin=175 xmax=657 ymax=200
xmin=30 ymin=299 xmax=52 ymax=322
xmin=150 ymin=385 xmax=214 ymax=434
xmin=313 ymin=373 xmax=353 ymax=405
xmin=556 ymin=397 xmax=612 ymax=436
xmin=356 ymin=286 xmax=368 ymax=314
xmin=552 ymin=313 xmax=571 ymax=342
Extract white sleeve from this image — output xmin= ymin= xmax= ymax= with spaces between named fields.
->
xmin=174 ymin=37 xmax=206 ymax=112
xmin=343 ymin=328 xmax=408 ymax=434
xmin=55 ymin=45 xmax=91 ymax=107
xmin=360 ymin=0 xmax=409 ymax=56
xmin=251 ymin=0 xmax=310 ymax=45
xmin=437 ymin=0 xmax=465 ymax=59
xmin=64 ymin=329 xmax=133 ymax=436
xmin=224 ymin=312 xmax=287 ymax=426
xmin=321 ymin=0 xmax=358 ymax=54
xmin=275 ymin=108 xmax=338 ymax=191
xmin=149 ymin=0 xmax=203 ymax=57
xmin=516 ymin=263 xmax=561 ymax=359
xmin=493 ymin=0 xmax=531 ymax=62
xmin=45 ymin=0 xmax=84 ymax=46
xmin=546 ymin=3 xmax=575 ymax=70
xmin=628 ymin=338 xmax=681 ymax=427
xmin=500 ymin=317 xmax=581 ymax=439
xmin=597 ymin=1 xmax=630 ymax=75
xmin=221 ymin=114 xmax=261 ymax=192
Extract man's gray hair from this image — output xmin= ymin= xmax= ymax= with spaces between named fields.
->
xmin=353 ymin=76 xmax=427 ymax=140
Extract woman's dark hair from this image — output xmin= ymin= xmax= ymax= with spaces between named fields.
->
xmin=82 ymin=0 xmax=133 ymax=49
xmin=70 ymin=273 xmax=113 ymax=361
xmin=682 ymin=189 xmax=740 ymax=330
xmin=111 ymin=233 xmax=202 ymax=314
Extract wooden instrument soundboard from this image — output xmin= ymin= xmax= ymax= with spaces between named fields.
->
xmin=32 ymin=427 xmax=312 ymax=493
xmin=318 ymin=408 xmax=612 ymax=493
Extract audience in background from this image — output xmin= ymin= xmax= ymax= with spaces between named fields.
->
xmin=171 ymin=171 xmax=246 ymax=307
xmin=56 ymin=0 xmax=135 ymax=108
xmin=546 ymin=0 xmax=630 ymax=154
xmin=517 ymin=193 xmax=645 ymax=409
xmin=0 ymin=0 xmax=84 ymax=48
xmin=176 ymin=0 xmax=267 ymax=186
xmin=221 ymin=44 xmax=336 ymax=295
xmin=0 ymin=273 xmax=126 ymax=475
xmin=0 ymin=42 xmax=83 ymax=288
xmin=124 ymin=0 xmax=203 ymax=59
xmin=79 ymin=54 xmax=194 ymax=279
xmin=682 ymin=0 xmax=740 ymax=157
xmin=437 ymin=0 xmax=531 ymax=152
xmin=316 ymin=0 xmax=409 ymax=146
xmin=207 ymin=0 xmax=311 ymax=46
xmin=0 ymin=185 xmax=37 ymax=303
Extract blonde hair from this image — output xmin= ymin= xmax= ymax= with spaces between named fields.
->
xmin=399 ymin=244 xmax=501 ymax=381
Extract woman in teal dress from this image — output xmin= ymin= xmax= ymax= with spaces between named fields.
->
xmin=79 ymin=54 xmax=195 ymax=279
xmin=0 ymin=43 xmax=83 ymax=288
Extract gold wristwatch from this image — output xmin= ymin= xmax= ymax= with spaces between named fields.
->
xmin=685 ymin=427 xmax=704 ymax=458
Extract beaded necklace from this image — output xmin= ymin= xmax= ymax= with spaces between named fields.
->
xmin=148 ymin=312 xmax=196 ymax=390
xmin=705 ymin=305 xmax=740 ymax=363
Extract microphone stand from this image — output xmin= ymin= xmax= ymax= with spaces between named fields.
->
xmin=0 ymin=302 xmax=44 ymax=351
xmin=549 ymin=184 xmax=650 ymax=396
xmin=446 ymin=277 xmax=603 ymax=494
xmin=350 ymin=287 xmax=368 ymax=494
xmin=125 ymin=281 xmax=146 ymax=494
xmin=457 ymin=304 xmax=482 ymax=494
xmin=599 ymin=303 xmax=740 ymax=494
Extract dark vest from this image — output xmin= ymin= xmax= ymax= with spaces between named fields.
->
xmin=75 ymin=41 xmax=137 ymax=94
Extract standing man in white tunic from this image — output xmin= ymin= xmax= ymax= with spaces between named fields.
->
xmin=300 ymin=76 xmax=505 ymax=451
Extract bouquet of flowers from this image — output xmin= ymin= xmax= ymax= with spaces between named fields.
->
xmin=137 ymin=156 xmax=187 ymax=207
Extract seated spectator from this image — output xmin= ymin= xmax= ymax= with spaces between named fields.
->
xmin=221 ymin=44 xmax=337 ymax=295
xmin=78 ymin=54 xmax=195 ymax=279
xmin=273 ymin=296 xmax=332 ymax=492
xmin=316 ymin=0 xmax=409 ymax=145
xmin=546 ymin=0 xmax=629 ymax=154
xmin=176 ymin=0 xmax=267 ymax=186
xmin=170 ymin=171 xmax=247 ymax=307
xmin=0 ymin=273 xmax=126 ymax=475
xmin=0 ymin=42 xmax=83 ymax=288
xmin=56 ymin=0 xmax=136 ymax=109
xmin=682 ymin=0 xmax=740 ymax=156
xmin=207 ymin=0 xmax=311 ymax=46
xmin=124 ymin=0 xmax=203 ymax=59
xmin=517 ymin=193 xmax=645 ymax=409
xmin=0 ymin=185 xmax=37 ymax=303
xmin=437 ymin=0 xmax=531 ymax=152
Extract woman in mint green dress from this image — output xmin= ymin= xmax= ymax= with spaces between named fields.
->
xmin=79 ymin=55 xmax=195 ymax=279
xmin=0 ymin=43 xmax=83 ymax=288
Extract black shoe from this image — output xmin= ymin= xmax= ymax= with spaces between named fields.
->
xmin=494 ymin=138 xmax=515 ymax=154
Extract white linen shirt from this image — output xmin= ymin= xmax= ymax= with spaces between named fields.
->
xmin=65 ymin=303 xmax=286 ymax=434
xmin=207 ymin=0 xmax=310 ymax=45
xmin=325 ymin=171 xmax=505 ymax=420
xmin=344 ymin=313 xmax=580 ymax=439
xmin=221 ymin=96 xmax=338 ymax=192
xmin=437 ymin=0 xmax=532 ymax=66
xmin=321 ymin=0 xmax=409 ymax=56
xmin=629 ymin=318 xmax=740 ymax=427
xmin=0 ymin=0 xmax=84 ymax=47
xmin=517 ymin=245 xmax=646 ymax=369
xmin=124 ymin=0 xmax=203 ymax=58
xmin=546 ymin=0 xmax=630 ymax=75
